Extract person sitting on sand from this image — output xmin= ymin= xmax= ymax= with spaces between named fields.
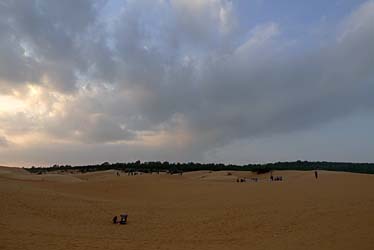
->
xmin=112 ymin=216 xmax=118 ymax=224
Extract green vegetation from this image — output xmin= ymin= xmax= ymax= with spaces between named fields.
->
xmin=25 ymin=160 xmax=374 ymax=174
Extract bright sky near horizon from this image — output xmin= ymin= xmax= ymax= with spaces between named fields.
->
xmin=0 ymin=0 xmax=373 ymax=167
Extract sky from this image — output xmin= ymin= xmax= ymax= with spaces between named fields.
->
xmin=0 ymin=0 xmax=373 ymax=167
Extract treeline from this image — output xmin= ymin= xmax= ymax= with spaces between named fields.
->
xmin=25 ymin=161 xmax=374 ymax=174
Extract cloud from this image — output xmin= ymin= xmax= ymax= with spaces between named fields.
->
xmin=0 ymin=0 xmax=102 ymax=92
xmin=0 ymin=135 xmax=9 ymax=147
xmin=0 ymin=0 xmax=373 ymax=165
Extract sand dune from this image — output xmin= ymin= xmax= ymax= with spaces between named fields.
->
xmin=0 ymin=166 xmax=30 ymax=175
xmin=0 ymin=167 xmax=82 ymax=183
xmin=1 ymin=168 xmax=373 ymax=250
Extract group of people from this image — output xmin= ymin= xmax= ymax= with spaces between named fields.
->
xmin=236 ymin=177 xmax=260 ymax=183
xmin=270 ymin=175 xmax=283 ymax=181
xmin=112 ymin=214 xmax=128 ymax=225
xmin=236 ymin=170 xmax=319 ymax=183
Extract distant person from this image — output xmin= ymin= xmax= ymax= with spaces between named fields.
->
xmin=112 ymin=216 xmax=118 ymax=224
xmin=314 ymin=170 xmax=318 ymax=179
xmin=270 ymin=171 xmax=274 ymax=181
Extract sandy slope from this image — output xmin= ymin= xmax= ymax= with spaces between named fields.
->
xmin=0 ymin=166 xmax=82 ymax=183
xmin=1 ymin=169 xmax=373 ymax=250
